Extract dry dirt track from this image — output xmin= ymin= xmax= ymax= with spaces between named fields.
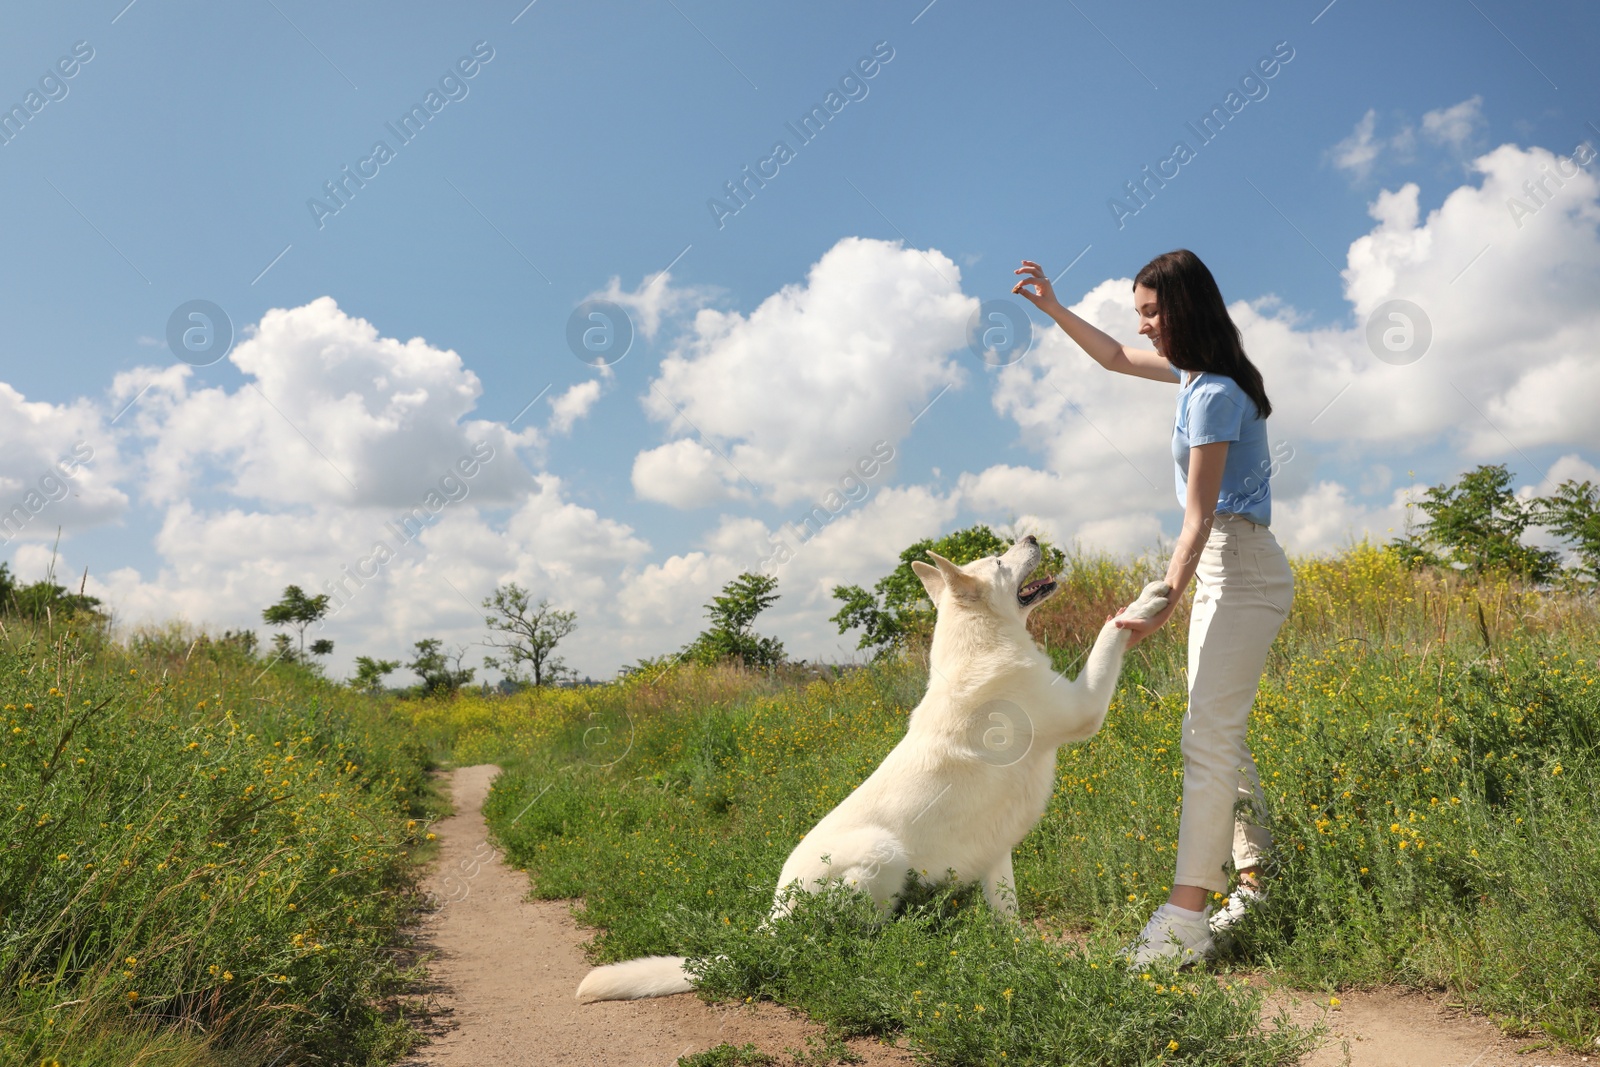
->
xmin=401 ymin=765 xmax=1594 ymax=1067
xmin=399 ymin=764 xmax=915 ymax=1067
xmin=1275 ymin=987 xmax=1593 ymax=1067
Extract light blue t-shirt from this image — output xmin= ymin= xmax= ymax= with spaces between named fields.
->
xmin=1169 ymin=363 xmax=1273 ymax=526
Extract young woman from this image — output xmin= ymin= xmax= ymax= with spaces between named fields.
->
xmin=1012 ymin=249 xmax=1294 ymax=965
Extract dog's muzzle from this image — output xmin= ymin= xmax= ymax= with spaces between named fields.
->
xmin=1013 ymin=539 xmax=1056 ymax=607
xmin=1017 ymin=573 xmax=1056 ymax=607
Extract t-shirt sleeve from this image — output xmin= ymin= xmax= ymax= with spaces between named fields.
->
xmin=1167 ymin=361 xmax=1182 ymax=382
xmin=1185 ymin=383 xmax=1246 ymax=444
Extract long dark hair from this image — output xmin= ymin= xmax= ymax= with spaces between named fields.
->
xmin=1134 ymin=249 xmax=1272 ymax=419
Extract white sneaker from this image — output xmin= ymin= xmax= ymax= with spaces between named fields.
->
xmin=1208 ymin=885 xmax=1264 ymax=937
xmin=1126 ymin=903 xmax=1214 ymax=967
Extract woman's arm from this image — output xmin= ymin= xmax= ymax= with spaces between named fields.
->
xmin=1115 ymin=440 xmax=1229 ymax=648
xmin=1012 ymin=260 xmax=1176 ymax=383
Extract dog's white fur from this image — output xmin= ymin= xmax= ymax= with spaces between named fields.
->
xmin=576 ymin=540 xmax=1170 ymax=1003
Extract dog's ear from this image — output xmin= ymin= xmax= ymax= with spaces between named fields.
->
xmin=911 ymin=560 xmax=944 ymax=602
xmin=923 ymin=551 xmax=981 ymax=601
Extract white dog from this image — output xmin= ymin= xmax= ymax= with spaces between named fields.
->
xmin=576 ymin=537 xmax=1170 ymax=1002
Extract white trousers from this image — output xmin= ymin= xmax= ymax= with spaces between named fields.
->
xmin=1172 ymin=512 xmax=1295 ymax=894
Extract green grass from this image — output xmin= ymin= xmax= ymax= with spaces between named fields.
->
xmin=479 ymin=663 xmax=1312 ymax=1066
xmin=6 ymin=543 xmax=1597 ymax=1064
xmin=0 ymin=619 xmax=440 ymax=1067
xmin=467 ymin=544 xmax=1600 ymax=1063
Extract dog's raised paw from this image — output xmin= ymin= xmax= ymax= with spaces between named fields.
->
xmin=1125 ymin=581 xmax=1172 ymax=620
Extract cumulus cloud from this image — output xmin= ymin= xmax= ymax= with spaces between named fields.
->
xmin=967 ymin=278 xmax=1183 ymax=548
xmin=7 ymin=299 xmax=644 ymax=681
xmin=1529 ymin=453 xmax=1600 ymax=495
xmin=964 ymin=136 xmax=1599 ymax=564
xmin=635 ymin=236 xmax=975 ymax=507
xmin=123 ymin=297 xmax=540 ymax=509
xmin=1271 ymin=481 xmax=1419 ymax=555
xmin=1317 ymin=141 xmax=1600 ymax=454
xmin=622 ymin=485 xmax=962 ymax=663
xmin=632 ymin=438 xmax=749 ymax=509
xmin=0 ymin=382 xmax=127 ymax=544
xmin=91 ymin=468 xmax=654 ymax=680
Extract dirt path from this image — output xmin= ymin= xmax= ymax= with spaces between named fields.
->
xmin=403 ymin=765 xmax=1594 ymax=1067
xmin=401 ymin=764 xmax=915 ymax=1067
xmin=1269 ymin=986 xmax=1592 ymax=1067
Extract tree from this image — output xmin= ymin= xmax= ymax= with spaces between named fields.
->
xmin=6 ymin=575 xmax=103 ymax=623
xmin=481 ymin=582 xmax=577 ymax=687
xmin=0 ymin=560 xmax=103 ymax=623
xmin=1390 ymin=464 xmax=1560 ymax=581
xmin=684 ymin=572 xmax=785 ymax=669
xmin=217 ymin=629 xmax=258 ymax=658
xmin=309 ymin=638 xmax=334 ymax=658
xmin=408 ymin=637 xmax=475 ymax=695
xmin=269 ymin=632 xmax=298 ymax=665
xmin=262 ymin=585 xmax=331 ymax=659
xmin=352 ymin=655 xmax=400 ymax=693
xmin=831 ymin=524 xmax=1065 ymax=657
xmin=1535 ymin=479 xmax=1600 ymax=583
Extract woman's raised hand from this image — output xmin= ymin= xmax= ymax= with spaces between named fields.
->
xmin=1011 ymin=260 xmax=1059 ymax=310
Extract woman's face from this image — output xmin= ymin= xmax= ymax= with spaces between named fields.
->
xmin=1134 ymin=284 xmax=1162 ymax=352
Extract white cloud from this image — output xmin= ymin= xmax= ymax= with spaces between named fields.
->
xmin=1314 ymin=141 xmax=1600 ymax=454
xmin=14 ymin=300 xmax=645 ymax=681
xmin=1534 ymin=453 xmax=1600 ymax=493
xmin=1330 ymin=109 xmax=1382 ymax=180
xmin=90 ymin=470 xmax=653 ymax=680
xmin=632 ymin=438 xmax=747 ymax=509
xmin=547 ymin=380 xmax=603 ymax=435
xmin=1482 ymin=353 xmax=1600 ymax=453
xmin=1421 ymin=95 xmax=1486 ymax=152
xmin=1271 ymin=481 xmax=1419 ymax=556
xmin=586 ymin=268 xmax=717 ymax=342
xmin=124 ymin=297 xmax=539 ymax=509
xmin=1329 ymin=98 xmax=1484 ymax=182
xmin=954 ymin=464 xmax=1164 ymax=557
xmin=1177 ymin=140 xmax=1600 ymax=470
xmin=622 ymin=485 xmax=963 ymax=663
xmin=0 ymin=381 xmax=127 ymax=545
xmin=972 ymin=137 xmax=1600 ymax=564
xmin=637 ymin=236 xmax=974 ymax=507
xmin=971 ymin=277 xmax=1183 ymax=544
xmin=1328 ymin=108 xmax=1418 ymax=181
xmin=772 ymin=485 xmax=959 ymax=602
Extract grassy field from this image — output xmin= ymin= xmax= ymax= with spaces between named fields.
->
xmin=0 ymin=619 xmax=440 ymax=1067
xmin=4 ymin=541 xmax=1597 ymax=1065
xmin=437 ymin=544 xmax=1600 ymax=1066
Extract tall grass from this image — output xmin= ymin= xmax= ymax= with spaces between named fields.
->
xmin=440 ymin=543 xmax=1600 ymax=1062
xmin=0 ymin=619 xmax=439 ymax=1067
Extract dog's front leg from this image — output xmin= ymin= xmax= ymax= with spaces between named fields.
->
xmin=1029 ymin=581 xmax=1171 ymax=743
xmin=1079 ymin=579 xmax=1171 ymax=725
xmin=983 ymin=850 xmax=1019 ymax=918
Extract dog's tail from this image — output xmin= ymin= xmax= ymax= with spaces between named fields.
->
xmin=575 ymin=955 xmax=697 ymax=1003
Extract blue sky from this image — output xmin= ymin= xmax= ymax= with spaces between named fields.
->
xmin=1 ymin=0 xmax=1597 ymax=679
